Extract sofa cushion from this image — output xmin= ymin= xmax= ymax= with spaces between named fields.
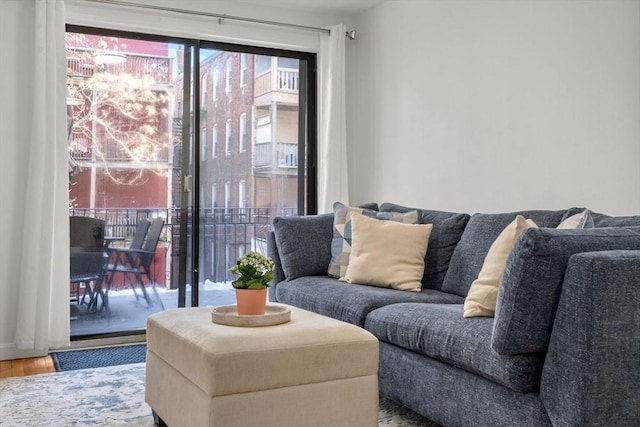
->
xmin=464 ymin=215 xmax=537 ymax=318
xmin=379 ymin=203 xmax=470 ymax=290
xmin=273 ymin=214 xmax=334 ymax=280
xmin=341 ymin=212 xmax=433 ymax=292
xmin=274 ymin=276 xmax=464 ymax=327
xmin=557 ymin=209 xmax=594 ymax=229
xmin=365 ymin=303 xmax=544 ymax=393
xmin=357 ymin=202 xmax=379 ymax=211
xmin=591 ymin=212 xmax=640 ymax=227
xmin=492 ymin=226 xmax=640 ymax=356
xmin=441 ymin=209 xmax=568 ymax=297
xmin=328 ymin=202 xmax=419 ymax=278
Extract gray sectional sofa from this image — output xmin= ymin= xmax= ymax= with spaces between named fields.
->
xmin=267 ymin=203 xmax=640 ymax=427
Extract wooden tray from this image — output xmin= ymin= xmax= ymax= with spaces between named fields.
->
xmin=211 ymin=304 xmax=291 ymax=327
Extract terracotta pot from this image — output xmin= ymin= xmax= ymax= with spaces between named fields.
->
xmin=235 ymin=288 xmax=268 ymax=315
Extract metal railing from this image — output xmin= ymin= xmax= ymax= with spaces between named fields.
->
xmin=253 ymin=142 xmax=298 ymax=168
xmin=67 ymin=52 xmax=173 ymax=85
xmin=69 ymin=206 xmax=297 ymax=286
xmin=254 ymin=68 xmax=299 ymax=96
xmin=70 ymin=207 xmax=172 ymax=240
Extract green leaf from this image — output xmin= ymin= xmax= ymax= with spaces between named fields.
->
xmin=263 ymin=271 xmax=273 ymax=283
xmin=247 ymin=279 xmax=268 ymax=289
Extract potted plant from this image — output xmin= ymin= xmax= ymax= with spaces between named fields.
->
xmin=229 ymin=251 xmax=274 ymax=315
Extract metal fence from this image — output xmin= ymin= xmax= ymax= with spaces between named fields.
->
xmin=69 ymin=206 xmax=296 ymax=287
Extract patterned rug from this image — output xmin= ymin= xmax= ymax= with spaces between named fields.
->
xmin=0 ymin=363 xmax=439 ymax=426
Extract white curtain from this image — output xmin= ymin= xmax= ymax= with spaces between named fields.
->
xmin=317 ymin=24 xmax=349 ymax=213
xmin=0 ymin=0 xmax=69 ymax=358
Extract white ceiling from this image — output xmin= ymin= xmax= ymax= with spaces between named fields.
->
xmin=233 ymin=0 xmax=386 ymax=16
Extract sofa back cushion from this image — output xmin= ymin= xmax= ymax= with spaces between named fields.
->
xmin=492 ymin=226 xmax=640 ymax=356
xmin=379 ymin=203 xmax=470 ymax=290
xmin=592 ymin=212 xmax=640 ymax=227
xmin=273 ymin=213 xmax=335 ymax=280
xmin=441 ymin=210 xmax=568 ymax=297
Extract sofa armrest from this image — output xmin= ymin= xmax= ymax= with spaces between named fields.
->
xmin=267 ymin=231 xmax=286 ymax=302
xmin=540 ymin=250 xmax=640 ymax=426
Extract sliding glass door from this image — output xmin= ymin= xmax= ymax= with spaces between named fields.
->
xmin=192 ymin=46 xmax=313 ymax=307
xmin=65 ymin=26 xmax=316 ymax=339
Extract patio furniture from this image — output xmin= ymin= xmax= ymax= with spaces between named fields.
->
xmin=106 ymin=218 xmax=150 ymax=261
xmin=69 ymin=216 xmax=106 ymax=308
xmin=70 ymin=248 xmax=106 ymax=310
xmin=145 ymin=305 xmax=379 ymax=427
xmin=103 ymin=217 xmax=165 ymax=309
xmin=70 ymin=216 xmax=105 ymax=248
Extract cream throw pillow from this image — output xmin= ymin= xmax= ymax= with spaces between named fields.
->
xmin=340 ymin=211 xmax=433 ymax=292
xmin=463 ymin=215 xmax=537 ymax=318
xmin=557 ymin=209 xmax=591 ymax=229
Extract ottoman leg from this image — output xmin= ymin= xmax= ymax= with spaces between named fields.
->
xmin=152 ymin=410 xmax=167 ymax=426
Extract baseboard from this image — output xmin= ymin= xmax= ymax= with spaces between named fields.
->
xmin=0 ymin=345 xmax=47 ymax=361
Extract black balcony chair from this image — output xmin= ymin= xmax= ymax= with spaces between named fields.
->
xmin=70 ymin=216 xmax=105 ymax=248
xmin=100 ymin=218 xmax=150 ymax=309
xmin=107 ymin=218 xmax=151 ymax=266
xmin=69 ymin=216 xmax=106 ymax=310
xmin=103 ymin=217 xmax=165 ymax=309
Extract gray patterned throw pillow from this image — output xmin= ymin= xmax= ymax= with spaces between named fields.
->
xmin=327 ymin=202 xmax=419 ymax=278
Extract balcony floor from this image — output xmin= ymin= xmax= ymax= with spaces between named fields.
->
xmin=70 ymin=284 xmax=239 ymax=338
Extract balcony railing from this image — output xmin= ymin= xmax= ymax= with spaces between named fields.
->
xmin=254 ymin=69 xmax=299 ymax=96
xmin=107 ymin=55 xmax=173 ymax=86
xmin=67 ymin=52 xmax=172 ymax=86
xmin=253 ymin=142 xmax=298 ymax=168
xmin=69 ymin=208 xmax=173 ymax=241
xmin=69 ymin=132 xmax=171 ymax=163
xmin=67 ymin=57 xmax=94 ymax=78
xmin=69 ymin=206 xmax=297 ymax=286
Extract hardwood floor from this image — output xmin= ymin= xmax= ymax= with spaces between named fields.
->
xmin=0 ymin=356 xmax=56 ymax=379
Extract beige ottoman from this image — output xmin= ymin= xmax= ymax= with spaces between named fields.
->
xmin=145 ymin=304 xmax=379 ymax=427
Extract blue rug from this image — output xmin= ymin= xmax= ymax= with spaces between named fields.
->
xmin=51 ymin=344 xmax=147 ymax=372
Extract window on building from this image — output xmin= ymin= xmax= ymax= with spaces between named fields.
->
xmin=225 ymin=56 xmax=232 ymax=94
xmin=239 ymin=113 xmax=247 ymax=153
xmin=213 ymin=68 xmax=219 ymax=102
xmin=212 ymin=124 xmax=217 ymax=159
xmin=240 ymin=53 xmax=247 ymax=87
xmin=225 ymin=119 xmax=232 ymax=156
xmin=224 ymin=180 xmax=231 ymax=214
xmin=200 ymin=127 xmax=207 ymax=160
xmin=238 ymin=179 xmax=246 ymax=211
xmin=201 ymin=72 xmax=208 ymax=110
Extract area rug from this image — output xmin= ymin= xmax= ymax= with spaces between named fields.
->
xmin=51 ymin=344 xmax=147 ymax=372
xmin=0 ymin=363 xmax=439 ymax=426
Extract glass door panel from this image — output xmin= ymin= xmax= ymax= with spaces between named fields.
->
xmin=196 ymin=49 xmax=303 ymax=306
xmin=66 ymin=29 xmax=183 ymax=337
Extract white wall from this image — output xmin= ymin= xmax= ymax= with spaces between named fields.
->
xmin=348 ymin=0 xmax=640 ymax=215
